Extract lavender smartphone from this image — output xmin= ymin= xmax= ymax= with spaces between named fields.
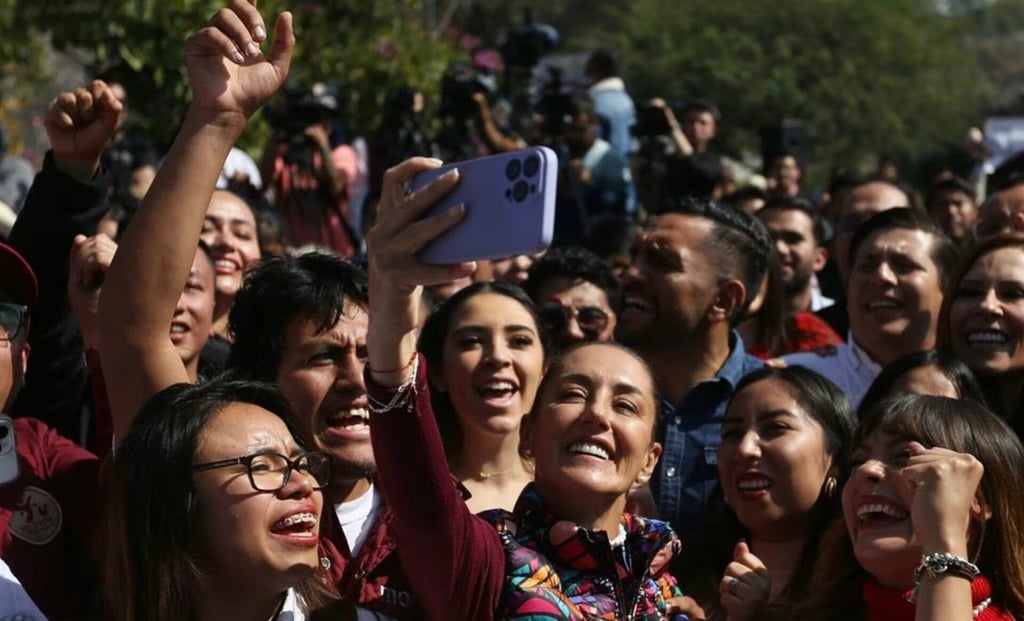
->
xmin=411 ymin=147 xmax=558 ymax=264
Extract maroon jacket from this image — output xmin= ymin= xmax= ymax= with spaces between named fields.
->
xmin=320 ymin=489 xmax=424 ymax=618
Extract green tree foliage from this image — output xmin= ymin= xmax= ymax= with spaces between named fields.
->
xmin=606 ymin=0 xmax=990 ymax=183
xmin=2 ymin=0 xmax=457 ymax=152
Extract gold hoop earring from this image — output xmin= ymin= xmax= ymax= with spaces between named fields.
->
xmin=824 ymin=476 xmax=837 ymax=499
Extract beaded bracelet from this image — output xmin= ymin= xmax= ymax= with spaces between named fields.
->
xmin=367 ymin=354 xmax=420 ymax=415
xmin=908 ymin=552 xmax=980 ymax=603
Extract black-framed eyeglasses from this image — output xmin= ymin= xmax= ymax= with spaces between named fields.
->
xmin=193 ymin=451 xmax=331 ymax=492
xmin=538 ymin=304 xmax=610 ymax=336
xmin=0 ymin=304 xmax=27 ymax=343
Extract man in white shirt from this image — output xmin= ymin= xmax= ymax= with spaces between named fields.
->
xmin=784 ymin=208 xmax=958 ymax=409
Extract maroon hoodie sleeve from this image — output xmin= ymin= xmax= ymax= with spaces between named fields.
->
xmin=366 ymin=354 xmax=505 ymax=621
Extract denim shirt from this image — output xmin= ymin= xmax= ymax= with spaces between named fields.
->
xmin=650 ymin=332 xmax=763 ymax=538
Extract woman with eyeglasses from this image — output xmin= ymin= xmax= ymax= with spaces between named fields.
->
xmin=522 ymin=246 xmax=619 ymax=352
xmin=363 ymin=160 xmax=689 ymax=618
xmin=417 ymin=281 xmax=546 ymax=513
xmin=104 ymin=376 xmax=337 ymax=621
xmin=939 ymin=233 xmax=1024 ymax=438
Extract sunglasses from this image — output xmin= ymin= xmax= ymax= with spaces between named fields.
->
xmin=538 ymin=304 xmax=610 ymax=337
xmin=0 ymin=304 xmax=27 ymax=343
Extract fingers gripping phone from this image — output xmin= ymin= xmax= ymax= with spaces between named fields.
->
xmin=411 ymin=147 xmax=558 ymax=264
xmin=0 ymin=416 xmax=18 ymax=486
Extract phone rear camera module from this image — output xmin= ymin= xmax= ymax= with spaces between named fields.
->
xmin=523 ymin=154 xmax=540 ymax=177
xmin=505 ymin=159 xmax=522 ymax=181
xmin=0 ymin=426 xmax=9 ymax=440
xmin=512 ymin=180 xmax=529 ymax=202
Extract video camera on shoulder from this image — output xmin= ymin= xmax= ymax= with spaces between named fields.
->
xmin=439 ymin=61 xmax=498 ymax=120
xmin=266 ymin=83 xmax=339 ymax=136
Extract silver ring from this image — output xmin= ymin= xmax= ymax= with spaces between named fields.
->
xmin=728 ymin=577 xmax=741 ymax=595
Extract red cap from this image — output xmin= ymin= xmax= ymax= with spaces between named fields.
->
xmin=0 ymin=242 xmax=38 ymax=306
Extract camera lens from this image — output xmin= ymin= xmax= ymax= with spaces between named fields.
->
xmin=523 ymin=154 xmax=540 ymax=177
xmin=505 ymin=159 xmax=522 ymax=181
xmin=0 ymin=426 xmax=9 ymax=440
xmin=512 ymin=180 xmax=529 ymax=202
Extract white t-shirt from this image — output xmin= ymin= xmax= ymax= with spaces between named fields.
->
xmin=0 ymin=559 xmax=46 ymax=619
xmin=335 ymin=483 xmax=382 ymax=557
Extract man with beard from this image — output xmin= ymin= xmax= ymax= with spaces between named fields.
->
xmin=758 ymin=197 xmax=832 ymax=313
xmin=615 ymin=197 xmax=769 ymax=536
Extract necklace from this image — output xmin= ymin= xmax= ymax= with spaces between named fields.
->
xmin=476 ymin=466 xmax=517 ymax=480
xmin=974 ymin=597 xmax=991 ymax=618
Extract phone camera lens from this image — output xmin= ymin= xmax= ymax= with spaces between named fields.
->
xmin=512 ymin=180 xmax=529 ymax=202
xmin=0 ymin=426 xmax=9 ymax=440
xmin=523 ymin=154 xmax=540 ymax=177
xmin=505 ymin=159 xmax=522 ymax=181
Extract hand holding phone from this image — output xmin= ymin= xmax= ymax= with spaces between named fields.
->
xmin=409 ymin=147 xmax=558 ymax=264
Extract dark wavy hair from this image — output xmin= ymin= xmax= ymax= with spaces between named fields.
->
xmin=104 ymin=376 xmax=333 ymax=621
xmin=858 ymin=349 xmax=986 ymax=417
xmin=678 ymin=366 xmax=855 ymax=620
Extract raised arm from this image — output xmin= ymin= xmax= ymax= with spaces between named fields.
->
xmin=364 ymin=159 xmax=505 ymax=620
xmin=7 ymin=82 xmax=120 ymax=441
xmin=97 ymin=0 xmax=293 ymax=441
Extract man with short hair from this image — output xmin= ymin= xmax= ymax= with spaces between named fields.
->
xmin=926 ymin=175 xmax=977 ymax=245
xmin=784 ymin=208 xmax=958 ymax=408
xmin=817 ymin=178 xmax=912 ymax=335
xmin=767 ymin=152 xmax=804 ymax=199
xmin=615 ymin=197 xmax=769 ymax=536
xmin=757 ymin=197 xmax=832 ymax=313
xmin=522 ymin=246 xmax=619 ymax=351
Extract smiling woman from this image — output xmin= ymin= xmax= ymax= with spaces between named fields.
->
xmin=418 ymin=281 xmax=546 ymax=513
xmin=940 ymin=233 xmax=1024 ymax=435
xmin=795 ymin=395 xmax=1024 ymax=620
xmin=364 ymin=156 xmax=688 ymax=620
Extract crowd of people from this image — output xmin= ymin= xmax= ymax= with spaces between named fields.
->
xmin=3 ymin=1 xmax=1024 ymax=620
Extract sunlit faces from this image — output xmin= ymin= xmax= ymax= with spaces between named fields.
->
xmin=171 ymin=249 xmax=216 ymax=368
xmin=834 ymin=183 xmax=908 ymax=280
xmin=616 ymin=213 xmax=721 ymax=347
xmin=847 ymin=229 xmax=944 ymax=363
xmin=719 ymin=379 xmax=832 ymax=537
xmin=200 ymin=191 xmax=261 ymax=298
xmin=525 ymin=344 xmax=661 ymax=499
xmin=535 ymin=276 xmax=616 ymax=349
xmin=949 ymin=246 xmax=1024 ymax=375
xmin=842 ymin=430 xmax=918 ymax=589
xmin=760 ymin=208 xmax=825 ymax=295
xmin=433 ymin=292 xmax=545 ymax=438
xmin=193 ymin=403 xmax=323 ymax=591
xmin=275 ymin=304 xmax=373 ymax=482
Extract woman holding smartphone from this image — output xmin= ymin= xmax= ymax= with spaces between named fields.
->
xmin=363 ymin=157 xmax=691 ymax=620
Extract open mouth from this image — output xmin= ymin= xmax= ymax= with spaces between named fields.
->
xmin=566 ymin=441 xmax=612 ymax=460
xmin=169 ymin=321 xmax=190 ymax=343
xmin=856 ymin=501 xmax=909 ymax=527
xmin=476 ymin=380 xmax=518 ymax=400
xmin=323 ymin=408 xmax=369 ymax=432
xmin=735 ymin=473 xmax=773 ymax=499
xmin=214 ymin=258 xmax=241 ymax=275
xmin=270 ymin=511 xmax=319 ymax=546
xmin=965 ymin=330 xmax=1008 ymax=346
